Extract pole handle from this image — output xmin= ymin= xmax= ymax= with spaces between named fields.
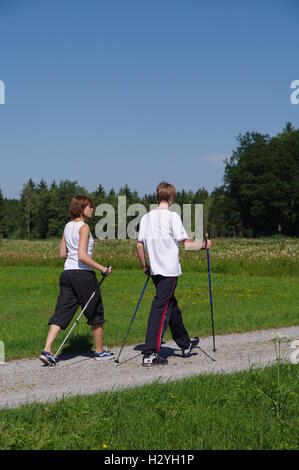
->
xmin=204 ymin=232 xmax=209 ymax=249
xmin=102 ymin=265 xmax=112 ymax=276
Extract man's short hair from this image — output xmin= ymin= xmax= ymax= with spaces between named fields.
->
xmin=156 ymin=182 xmax=176 ymax=204
xmin=69 ymin=195 xmax=94 ymax=218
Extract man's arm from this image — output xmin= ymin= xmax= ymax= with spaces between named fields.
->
xmin=136 ymin=241 xmax=149 ymax=273
xmin=183 ymin=239 xmax=212 ymax=250
xmin=172 ymin=213 xmax=211 ymax=251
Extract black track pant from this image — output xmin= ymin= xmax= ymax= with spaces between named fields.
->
xmin=143 ymin=275 xmax=191 ymax=356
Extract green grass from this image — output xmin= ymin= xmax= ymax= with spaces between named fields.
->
xmin=1 ymin=238 xmax=298 ymax=360
xmin=0 ymin=364 xmax=298 ymax=450
xmin=0 ymin=239 xmax=298 ymax=451
xmin=1 ymin=267 xmax=299 ymax=360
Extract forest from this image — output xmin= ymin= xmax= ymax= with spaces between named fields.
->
xmin=1 ymin=123 xmax=298 ymax=238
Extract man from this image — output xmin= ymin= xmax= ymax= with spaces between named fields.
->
xmin=136 ymin=181 xmax=211 ymax=367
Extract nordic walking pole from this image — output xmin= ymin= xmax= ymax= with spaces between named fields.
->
xmin=115 ymin=274 xmax=150 ymax=365
xmin=54 ymin=266 xmax=112 ymax=361
xmin=204 ymin=233 xmax=216 ymax=352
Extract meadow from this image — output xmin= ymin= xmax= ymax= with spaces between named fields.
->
xmin=0 ymin=237 xmax=298 ymax=450
xmin=1 ymin=237 xmax=299 ymax=275
xmin=0 ymin=238 xmax=299 ymax=360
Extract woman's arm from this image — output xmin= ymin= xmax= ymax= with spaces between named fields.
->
xmin=78 ymin=224 xmax=111 ymax=274
xmin=59 ymin=233 xmax=67 ymax=259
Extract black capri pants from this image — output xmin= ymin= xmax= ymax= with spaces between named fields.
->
xmin=48 ymin=270 xmax=104 ymax=330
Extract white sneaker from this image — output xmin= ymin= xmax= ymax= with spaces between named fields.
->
xmin=142 ymin=353 xmax=168 ymax=367
xmin=181 ymin=337 xmax=199 ymax=357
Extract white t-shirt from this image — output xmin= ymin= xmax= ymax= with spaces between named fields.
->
xmin=137 ymin=208 xmax=188 ymax=277
xmin=64 ymin=220 xmax=94 ymax=271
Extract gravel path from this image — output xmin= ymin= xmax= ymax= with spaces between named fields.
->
xmin=0 ymin=326 xmax=298 ymax=410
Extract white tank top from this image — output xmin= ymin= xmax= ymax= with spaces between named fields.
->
xmin=64 ymin=220 xmax=94 ymax=271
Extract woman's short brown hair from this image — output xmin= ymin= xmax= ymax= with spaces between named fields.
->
xmin=69 ymin=195 xmax=94 ymax=218
xmin=156 ymin=182 xmax=176 ymax=204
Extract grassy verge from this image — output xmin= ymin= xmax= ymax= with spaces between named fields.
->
xmin=0 ymin=364 xmax=297 ymax=450
xmin=1 ymin=267 xmax=299 ymax=360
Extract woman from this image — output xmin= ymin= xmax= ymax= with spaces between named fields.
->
xmin=39 ymin=194 xmax=113 ymax=365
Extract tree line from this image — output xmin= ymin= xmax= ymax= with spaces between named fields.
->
xmin=0 ymin=123 xmax=298 ymax=238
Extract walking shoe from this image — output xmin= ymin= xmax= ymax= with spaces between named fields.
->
xmin=142 ymin=353 xmax=168 ymax=367
xmin=94 ymin=350 xmax=114 ymax=361
xmin=181 ymin=337 xmax=199 ymax=357
xmin=39 ymin=350 xmax=56 ymax=366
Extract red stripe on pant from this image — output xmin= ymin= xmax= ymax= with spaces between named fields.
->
xmin=156 ymin=278 xmax=177 ymax=353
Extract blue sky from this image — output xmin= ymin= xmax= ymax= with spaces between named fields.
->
xmin=0 ymin=0 xmax=298 ymax=199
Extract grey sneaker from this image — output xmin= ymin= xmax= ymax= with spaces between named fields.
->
xmin=181 ymin=337 xmax=199 ymax=357
xmin=94 ymin=350 xmax=114 ymax=361
xmin=142 ymin=353 xmax=168 ymax=367
xmin=39 ymin=350 xmax=56 ymax=366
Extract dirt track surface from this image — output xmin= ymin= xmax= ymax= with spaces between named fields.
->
xmin=1 ymin=326 xmax=298 ymax=410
